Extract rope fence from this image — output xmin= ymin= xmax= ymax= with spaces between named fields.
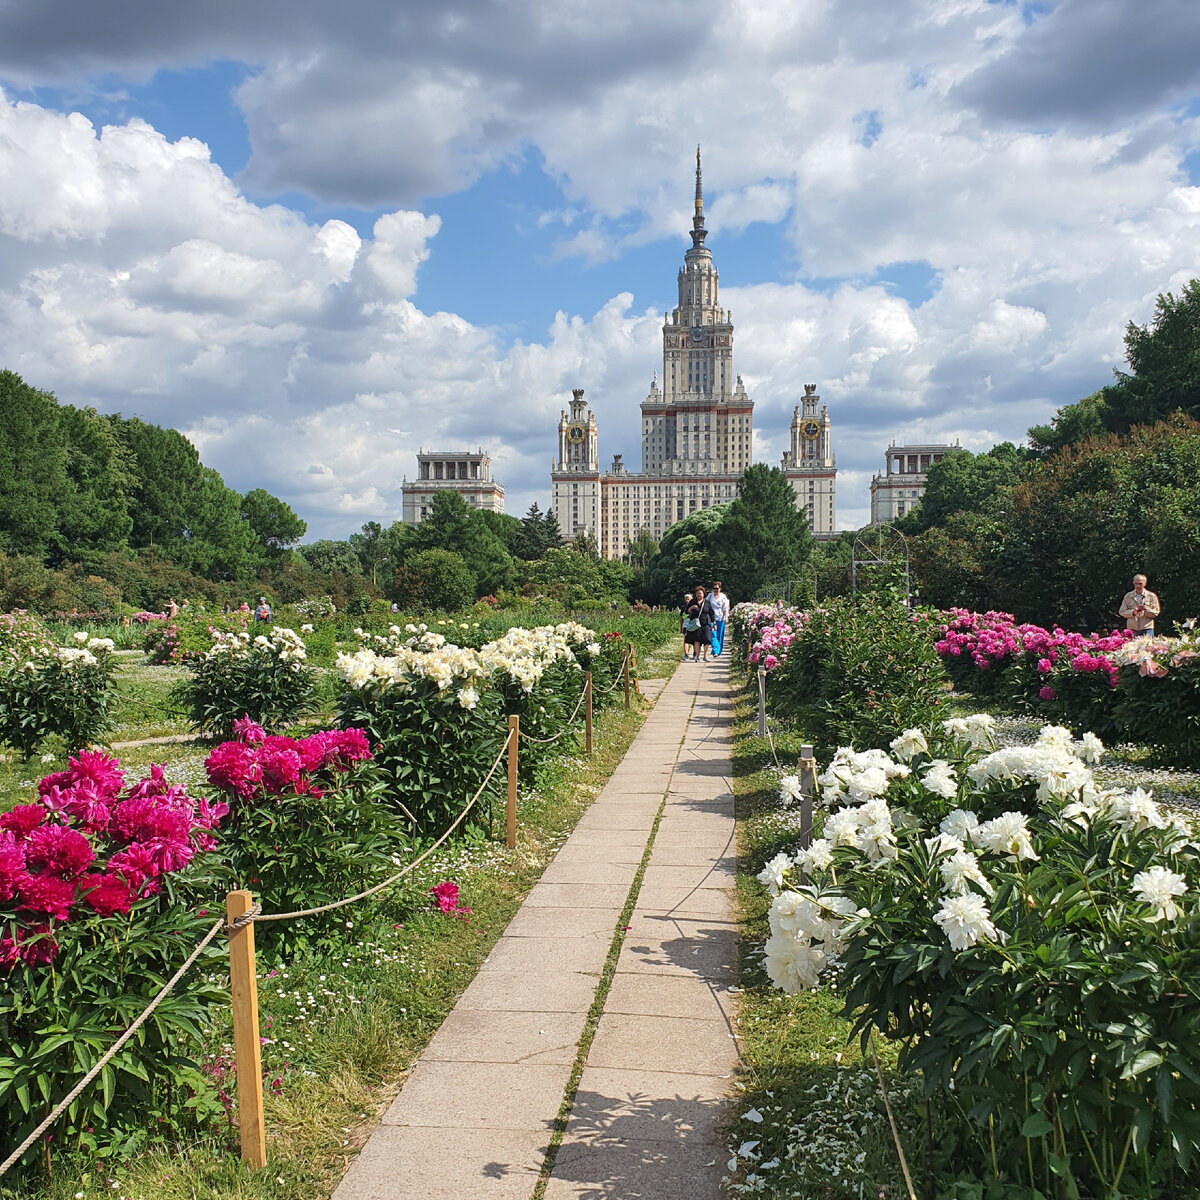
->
xmin=0 ymin=638 xmax=645 ymax=1179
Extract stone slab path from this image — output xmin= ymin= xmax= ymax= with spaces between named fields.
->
xmin=333 ymin=655 xmax=737 ymax=1200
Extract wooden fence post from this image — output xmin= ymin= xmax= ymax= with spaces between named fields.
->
xmin=623 ymin=646 xmax=631 ymax=710
xmin=756 ymin=667 xmax=767 ymax=738
xmin=630 ymin=645 xmax=640 ymax=697
xmin=798 ymin=744 xmax=816 ymax=853
xmin=226 ymin=889 xmax=266 ymax=1169
xmin=584 ymin=672 xmax=593 ymax=755
xmin=507 ymin=715 xmax=519 ymax=849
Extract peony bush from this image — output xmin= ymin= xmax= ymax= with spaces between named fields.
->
xmin=203 ymin=717 xmax=396 ymax=949
xmin=172 ymin=626 xmax=316 ymax=738
xmin=760 ymin=717 xmax=1200 ymax=1196
xmin=0 ymin=617 xmax=118 ymax=756
xmin=0 ymin=751 xmax=227 ymax=1161
xmin=335 ymin=621 xmax=615 ymax=834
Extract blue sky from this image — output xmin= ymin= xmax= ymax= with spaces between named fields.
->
xmin=1 ymin=0 xmax=1199 ymax=538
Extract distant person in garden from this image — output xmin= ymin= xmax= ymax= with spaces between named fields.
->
xmin=681 ymin=592 xmax=700 ymax=661
xmin=709 ymin=580 xmax=730 ymax=657
xmin=239 ymin=600 xmax=251 ymax=615
xmin=694 ymin=584 xmax=716 ymax=663
xmin=223 ymin=600 xmax=232 ymax=615
xmin=255 ymin=596 xmax=272 ymax=623
xmin=1119 ymin=574 xmax=1160 ymax=637
xmin=166 ymin=597 xmax=178 ymax=618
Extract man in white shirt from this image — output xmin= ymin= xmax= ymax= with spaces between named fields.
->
xmin=710 ymin=581 xmax=731 ymax=657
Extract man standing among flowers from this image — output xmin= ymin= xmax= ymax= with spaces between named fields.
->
xmin=1119 ymin=574 xmax=1160 ymax=637
xmin=709 ymin=581 xmax=730 ymax=657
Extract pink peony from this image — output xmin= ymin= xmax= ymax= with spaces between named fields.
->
xmin=1038 ymin=685 xmax=1056 ymax=701
xmin=25 ymin=824 xmax=95 ymax=878
xmin=0 ymin=831 xmax=25 ymax=902
xmin=78 ymin=872 xmax=134 ymax=917
xmin=232 ymin=714 xmax=267 ymax=744
xmin=0 ymin=805 xmax=45 ymax=840
xmin=0 ymin=924 xmax=59 ymax=969
xmin=18 ymin=870 xmax=78 ymax=921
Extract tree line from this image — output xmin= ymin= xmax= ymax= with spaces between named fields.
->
xmin=888 ymin=281 xmax=1200 ymax=628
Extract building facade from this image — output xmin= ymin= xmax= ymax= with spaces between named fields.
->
xmin=551 ymin=150 xmax=836 ymax=558
xmin=401 ymin=449 xmax=505 ymax=525
xmin=868 ymin=441 xmax=958 ymax=524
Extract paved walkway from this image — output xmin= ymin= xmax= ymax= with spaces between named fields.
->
xmin=333 ymin=655 xmax=737 ymax=1200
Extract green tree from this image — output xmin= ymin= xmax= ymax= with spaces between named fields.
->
xmin=1028 ymin=390 xmax=1111 ymax=457
xmin=708 ymin=465 xmax=813 ymax=599
xmin=413 ymin=490 xmax=514 ymax=595
xmin=636 ymin=505 xmax=727 ymax=606
xmin=113 ymin=417 xmax=207 ymax=556
xmin=241 ymin=488 xmax=307 ymax=558
xmin=0 ymin=371 xmax=70 ymax=559
xmin=55 ymin=406 xmax=136 ymax=563
xmin=177 ymin=468 xmax=261 ymax=580
xmin=625 ymin=528 xmax=658 ymax=572
xmin=350 ymin=521 xmax=389 ymax=585
xmin=516 ymin=502 xmax=562 ymax=560
xmin=298 ymin=540 xmax=364 ymax=577
xmin=390 ymin=548 xmax=476 ymax=612
xmin=524 ymin=546 xmax=602 ymax=605
xmin=899 ymin=443 xmax=1030 ymax=533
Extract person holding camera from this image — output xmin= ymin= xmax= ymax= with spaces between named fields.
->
xmin=1119 ymin=574 xmax=1160 ymax=637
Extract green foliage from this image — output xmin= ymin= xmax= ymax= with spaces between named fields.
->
xmin=0 ymin=883 xmax=225 ymax=1170
xmin=337 ymin=679 xmax=506 ymax=837
xmin=171 ymin=628 xmax=317 ymax=739
xmin=899 ymin=443 xmax=1031 ymax=534
xmin=523 ymin=546 xmax=630 ymax=606
xmin=298 ymin=539 xmax=364 ymax=577
xmin=635 ymin=503 xmax=728 ymax=604
xmin=411 ymin=491 xmax=514 ymax=595
xmin=515 ymin=502 xmax=562 ymax=561
xmin=768 ymin=597 xmax=947 ymax=756
xmin=391 ymin=548 xmax=477 ymax=612
xmin=1028 ymin=389 xmax=1111 ymax=457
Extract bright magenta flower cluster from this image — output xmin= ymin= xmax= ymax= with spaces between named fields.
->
xmin=740 ymin=603 xmax=808 ymax=672
xmin=204 ymin=716 xmax=373 ymax=799
xmin=936 ymin=608 xmax=1134 ymax=685
xmin=0 ymin=751 xmax=227 ymax=969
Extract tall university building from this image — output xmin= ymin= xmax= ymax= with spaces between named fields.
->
xmin=551 ymin=150 xmax=836 ymax=559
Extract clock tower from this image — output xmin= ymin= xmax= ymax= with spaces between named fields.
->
xmin=782 ymin=384 xmax=837 ymax=537
xmin=550 ymin=389 xmax=601 ymax=542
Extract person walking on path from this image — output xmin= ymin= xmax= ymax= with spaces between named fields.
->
xmin=709 ymin=580 xmax=730 ymax=657
xmin=681 ymin=592 xmax=701 ymax=661
xmin=694 ymin=584 xmax=716 ymax=663
xmin=1120 ymin=574 xmax=1161 ymax=637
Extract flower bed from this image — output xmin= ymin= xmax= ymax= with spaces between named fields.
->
xmin=758 ymin=716 xmax=1200 ymax=1196
xmin=936 ymin=609 xmax=1200 ymax=761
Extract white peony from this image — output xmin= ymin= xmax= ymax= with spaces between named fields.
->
xmin=922 ymin=759 xmax=959 ymax=799
xmin=1107 ymin=788 xmax=1168 ymax=834
xmin=794 ymin=838 xmax=834 ymax=874
xmin=778 ymin=774 xmax=804 ymax=807
xmin=890 ymin=728 xmax=929 ymax=762
xmin=940 ymin=809 xmax=980 ymax=842
xmin=934 ymin=893 xmax=999 ymax=951
xmin=942 ymin=714 xmax=997 ymax=749
xmin=976 ymin=811 xmax=1039 ymax=862
xmin=939 ymin=849 xmax=993 ymax=897
xmin=757 ymin=854 xmax=793 ymax=897
xmin=1076 ymin=732 xmax=1105 ymax=765
xmin=1132 ymin=866 xmax=1188 ymax=922
xmin=763 ymin=932 xmax=827 ymax=992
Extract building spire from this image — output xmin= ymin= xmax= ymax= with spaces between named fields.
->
xmin=691 ymin=144 xmax=708 ymax=248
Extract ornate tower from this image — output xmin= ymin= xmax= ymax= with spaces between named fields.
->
xmin=641 ymin=147 xmax=752 ymax=478
xmin=550 ymin=389 xmax=601 ymax=542
xmin=782 ymin=383 xmax=837 ymax=537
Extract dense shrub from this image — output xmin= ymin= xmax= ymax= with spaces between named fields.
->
xmin=765 ymin=597 xmax=947 ymax=756
xmin=172 ymin=627 xmax=316 ymax=739
xmin=203 ymin=721 xmax=399 ymax=950
xmin=0 ymin=752 xmax=227 ymax=1167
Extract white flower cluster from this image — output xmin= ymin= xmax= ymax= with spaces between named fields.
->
xmin=763 ymin=887 xmax=859 ymax=992
xmin=480 ymin=624 xmax=582 ymax=692
xmin=968 ymin=725 xmax=1107 ymax=803
xmin=206 ymin=626 xmax=309 ymax=672
xmin=336 ymin=622 xmax=598 ymax=711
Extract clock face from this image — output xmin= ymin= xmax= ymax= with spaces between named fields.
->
xmin=566 ymin=424 xmax=586 ymax=445
xmin=690 ymin=325 xmax=704 ymax=342
xmin=801 ymin=420 xmax=820 ymax=439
